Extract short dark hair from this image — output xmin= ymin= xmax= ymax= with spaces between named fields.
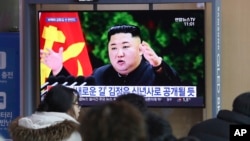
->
xmin=232 ymin=92 xmax=250 ymax=117
xmin=37 ymin=84 xmax=79 ymax=112
xmin=107 ymin=25 xmax=142 ymax=42
xmin=80 ymin=101 xmax=147 ymax=141
xmin=116 ymin=93 xmax=147 ymax=113
xmin=116 ymin=93 xmax=176 ymax=141
xmin=146 ymin=112 xmax=176 ymax=141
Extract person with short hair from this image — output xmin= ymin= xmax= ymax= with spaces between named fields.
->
xmin=9 ymin=85 xmax=82 ymax=141
xmin=116 ymin=93 xmax=177 ymax=141
xmin=79 ymin=100 xmax=147 ymax=141
xmin=188 ymin=91 xmax=250 ymax=141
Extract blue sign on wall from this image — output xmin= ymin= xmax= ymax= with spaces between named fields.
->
xmin=0 ymin=32 xmax=20 ymax=139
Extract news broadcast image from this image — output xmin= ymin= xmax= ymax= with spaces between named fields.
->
xmin=39 ymin=10 xmax=205 ymax=107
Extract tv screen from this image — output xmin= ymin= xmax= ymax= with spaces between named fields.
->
xmin=39 ymin=10 xmax=205 ymax=107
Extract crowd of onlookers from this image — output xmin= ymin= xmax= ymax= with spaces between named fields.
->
xmin=7 ymin=84 xmax=250 ymax=141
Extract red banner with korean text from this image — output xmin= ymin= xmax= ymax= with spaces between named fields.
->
xmin=39 ymin=12 xmax=93 ymax=85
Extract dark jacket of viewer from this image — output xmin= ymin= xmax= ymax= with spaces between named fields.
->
xmin=188 ymin=92 xmax=250 ymax=141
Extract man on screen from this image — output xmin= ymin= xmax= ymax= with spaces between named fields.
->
xmin=41 ymin=24 xmax=182 ymax=86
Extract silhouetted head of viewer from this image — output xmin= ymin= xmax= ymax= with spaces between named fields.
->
xmin=9 ymin=85 xmax=82 ymax=141
xmin=37 ymin=84 xmax=81 ymax=119
xmin=79 ymin=100 xmax=147 ymax=141
xmin=116 ymin=93 xmax=177 ymax=141
xmin=232 ymin=92 xmax=250 ymax=117
xmin=116 ymin=93 xmax=148 ymax=113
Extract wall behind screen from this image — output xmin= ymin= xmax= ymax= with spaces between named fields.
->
xmin=220 ymin=0 xmax=250 ymax=109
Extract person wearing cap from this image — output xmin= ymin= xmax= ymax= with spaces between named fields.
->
xmin=188 ymin=91 xmax=250 ymax=141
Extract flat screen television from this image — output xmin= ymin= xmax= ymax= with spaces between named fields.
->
xmin=38 ymin=9 xmax=205 ymax=108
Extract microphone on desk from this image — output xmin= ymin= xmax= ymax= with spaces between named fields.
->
xmin=84 ymin=76 xmax=96 ymax=86
xmin=57 ymin=75 xmax=67 ymax=85
xmin=70 ymin=75 xmax=85 ymax=86
xmin=40 ymin=76 xmax=57 ymax=91
xmin=64 ymin=75 xmax=76 ymax=86
xmin=40 ymin=76 xmax=61 ymax=97
xmin=76 ymin=75 xmax=86 ymax=86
